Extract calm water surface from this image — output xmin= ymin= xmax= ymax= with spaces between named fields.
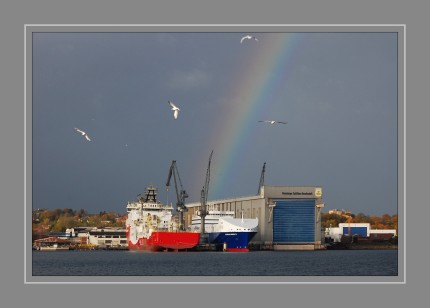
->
xmin=32 ymin=250 xmax=398 ymax=276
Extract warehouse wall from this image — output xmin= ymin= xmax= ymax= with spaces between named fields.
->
xmin=184 ymin=185 xmax=324 ymax=250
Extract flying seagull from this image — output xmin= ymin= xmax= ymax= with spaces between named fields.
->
xmin=168 ymin=100 xmax=180 ymax=119
xmin=74 ymin=127 xmax=91 ymax=141
xmin=258 ymin=120 xmax=288 ymax=125
xmin=240 ymin=35 xmax=258 ymax=44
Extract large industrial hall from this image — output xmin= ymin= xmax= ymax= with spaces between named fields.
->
xmin=185 ymin=185 xmax=325 ymax=250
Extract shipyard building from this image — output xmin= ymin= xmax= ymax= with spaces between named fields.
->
xmin=325 ymin=223 xmax=397 ymax=243
xmin=184 ymin=185 xmax=324 ymax=250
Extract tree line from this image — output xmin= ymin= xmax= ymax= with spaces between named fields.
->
xmin=32 ymin=208 xmax=398 ymax=233
xmin=321 ymin=212 xmax=398 ymax=231
xmin=32 ymin=208 xmax=126 ymax=232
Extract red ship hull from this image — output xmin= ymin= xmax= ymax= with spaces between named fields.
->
xmin=226 ymin=248 xmax=250 ymax=252
xmin=127 ymin=229 xmax=200 ymax=252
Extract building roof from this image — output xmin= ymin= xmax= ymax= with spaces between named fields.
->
xmin=34 ymin=237 xmax=71 ymax=243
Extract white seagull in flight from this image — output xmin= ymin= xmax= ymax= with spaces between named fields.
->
xmin=168 ymin=100 xmax=180 ymax=119
xmin=258 ymin=120 xmax=288 ymax=125
xmin=74 ymin=127 xmax=91 ymax=141
xmin=240 ymin=35 xmax=258 ymax=44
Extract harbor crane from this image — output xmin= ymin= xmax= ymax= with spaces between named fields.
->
xmin=166 ymin=160 xmax=188 ymax=231
xmin=199 ymin=150 xmax=213 ymax=243
xmin=257 ymin=162 xmax=266 ymax=195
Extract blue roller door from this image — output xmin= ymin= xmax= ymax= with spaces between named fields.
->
xmin=273 ymin=199 xmax=315 ymax=243
xmin=342 ymin=227 xmax=367 ymax=237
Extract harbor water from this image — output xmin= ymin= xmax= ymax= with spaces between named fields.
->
xmin=32 ymin=249 xmax=398 ymax=276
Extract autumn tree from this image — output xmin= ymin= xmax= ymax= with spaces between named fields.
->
xmin=322 ymin=212 xmax=398 ymax=232
xmin=353 ymin=213 xmax=371 ymax=224
xmin=321 ymin=213 xmax=348 ymax=228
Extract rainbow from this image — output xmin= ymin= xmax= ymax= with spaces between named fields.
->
xmin=194 ymin=33 xmax=303 ymax=200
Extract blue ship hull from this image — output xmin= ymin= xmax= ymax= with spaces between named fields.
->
xmin=208 ymin=231 xmax=257 ymax=252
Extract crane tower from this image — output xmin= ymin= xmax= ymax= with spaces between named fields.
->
xmin=199 ymin=150 xmax=213 ymax=243
xmin=166 ymin=160 xmax=188 ymax=231
xmin=257 ymin=162 xmax=266 ymax=195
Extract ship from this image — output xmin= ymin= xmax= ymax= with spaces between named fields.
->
xmin=125 ymin=185 xmax=200 ymax=252
xmin=190 ymin=210 xmax=258 ymax=252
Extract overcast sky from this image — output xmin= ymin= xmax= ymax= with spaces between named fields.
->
xmin=32 ymin=30 xmax=398 ymax=216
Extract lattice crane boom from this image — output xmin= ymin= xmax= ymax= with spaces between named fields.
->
xmin=199 ymin=150 xmax=213 ymax=240
xmin=257 ymin=162 xmax=266 ymax=195
xmin=166 ymin=160 xmax=188 ymax=231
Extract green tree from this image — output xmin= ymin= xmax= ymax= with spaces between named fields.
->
xmin=50 ymin=216 xmax=77 ymax=232
xmin=353 ymin=213 xmax=371 ymax=224
xmin=87 ymin=215 xmax=102 ymax=227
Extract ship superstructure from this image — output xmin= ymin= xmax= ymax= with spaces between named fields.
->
xmin=190 ymin=210 xmax=258 ymax=252
xmin=125 ymin=186 xmax=199 ymax=251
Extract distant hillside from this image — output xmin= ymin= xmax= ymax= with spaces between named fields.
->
xmin=322 ymin=212 xmax=398 ymax=231
xmin=32 ymin=208 xmax=398 ymax=233
xmin=32 ymin=208 xmax=127 ymax=232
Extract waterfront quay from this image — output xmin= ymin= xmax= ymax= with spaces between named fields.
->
xmin=33 ymin=226 xmax=397 ymax=251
